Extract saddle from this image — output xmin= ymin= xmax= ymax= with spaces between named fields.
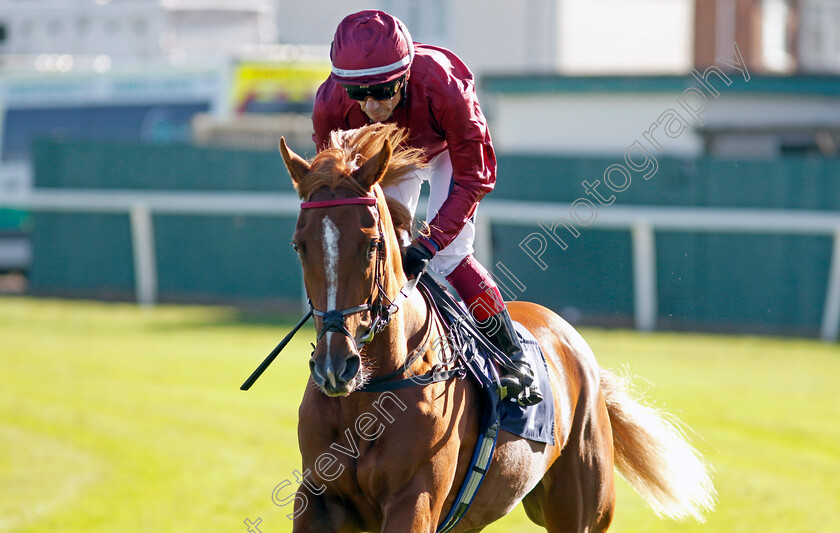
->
xmin=417 ymin=276 xmax=555 ymax=445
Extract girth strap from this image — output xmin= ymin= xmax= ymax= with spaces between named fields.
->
xmin=436 ymin=421 xmax=501 ymax=533
xmin=414 ymin=276 xmax=505 ymax=533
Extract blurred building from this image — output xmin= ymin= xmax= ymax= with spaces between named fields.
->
xmin=275 ymin=0 xmax=696 ymax=76
xmin=0 ymin=0 xmax=277 ymax=60
xmin=267 ymin=1 xmax=840 ymax=157
xmin=0 ymin=0 xmax=282 ymax=270
xmin=0 ymin=0 xmax=281 ymax=196
xmin=687 ymin=0 xmax=840 ymax=157
xmin=276 ymin=0 xmax=840 ymax=77
xmin=695 ymin=0 xmax=840 ymax=75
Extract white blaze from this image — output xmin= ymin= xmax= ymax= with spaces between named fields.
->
xmin=322 ymin=217 xmax=340 ymax=386
xmin=323 ymin=217 xmax=339 ymax=310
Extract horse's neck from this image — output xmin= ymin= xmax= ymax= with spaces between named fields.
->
xmin=369 ymin=201 xmax=439 ymax=379
xmin=370 ymin=277 xmax=434 ymax=378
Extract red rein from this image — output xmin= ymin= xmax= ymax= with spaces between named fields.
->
xmin=300 ymin=197 xmax=377 ymax=209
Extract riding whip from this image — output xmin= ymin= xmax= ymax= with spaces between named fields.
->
xmin=240 ymin=310 xmax=313 ymax=390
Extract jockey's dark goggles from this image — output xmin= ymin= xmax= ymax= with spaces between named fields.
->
xmin=341 ymin=79 xmax=402 ymax=101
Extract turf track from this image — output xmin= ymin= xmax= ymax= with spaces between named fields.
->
xmin=1 ymin=297 xmax=838 ymax=532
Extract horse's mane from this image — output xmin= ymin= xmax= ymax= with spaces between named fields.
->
xmin=296 ymin=123 xmax=426 ymax=239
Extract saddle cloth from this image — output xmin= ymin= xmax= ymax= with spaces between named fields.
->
xmin=469 ymin=320 xmax=556 ymax=445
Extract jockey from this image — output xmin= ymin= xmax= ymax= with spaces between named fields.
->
xmin=312 ymin=10 xmax=542 ymax=406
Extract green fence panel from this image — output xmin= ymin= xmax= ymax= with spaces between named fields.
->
xmin=153 ymin=215 xmax=300 ymax=303
xmin=30 ymin=139 xmax=300 ymax=192
xmin=29 ymin=139 xmax=304 ymax=305
xmin=28 ymin=138 xmax=840 ymax=335
xmin=491 ymin=153 xmax=839 ymax=334
xmin=28 ymin=212 xmax=135 ymax=299
xmin=491 ymin=225 xmax=635 ymax=326
xmin=656 ymin=233 xmax=832 ymax=336
xmin=0 ymin=209 xmax=28 ymax=232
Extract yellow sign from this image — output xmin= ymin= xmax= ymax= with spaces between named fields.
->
xmin=232 ymin=61 xmax=331 ymax=113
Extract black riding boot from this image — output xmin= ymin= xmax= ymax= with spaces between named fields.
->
xmin=478 ymin=309 xmax=543 ymax=406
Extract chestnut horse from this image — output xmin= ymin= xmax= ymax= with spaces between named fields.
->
xmin=279 ymin=124 xmax=714 ymax=532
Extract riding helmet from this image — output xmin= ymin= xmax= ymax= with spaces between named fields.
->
xmin=329 ymin=10 xmax=415 ymax=86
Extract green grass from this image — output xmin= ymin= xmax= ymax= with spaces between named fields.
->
xmin=1 ymin=296 xmax=839 ymax=532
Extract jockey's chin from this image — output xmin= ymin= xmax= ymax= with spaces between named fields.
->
xmin=362 ymin=105 xmax=394 ymax=123
xmin=365 ymin=111 xmax=392 ymax=123
xmin=360 ymin=91 xmax=401 ymax=123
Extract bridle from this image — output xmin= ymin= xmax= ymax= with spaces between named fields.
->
xmin=300 ymin=195 xmax=413 ymax=349
xmin=239 ymin=192 xmax=422 ymax=392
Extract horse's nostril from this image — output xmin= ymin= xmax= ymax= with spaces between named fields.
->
xmin=309 ymin=358 xmax=325 ymax=385
xmin=341 ymin=355 xmax=361 ymax=382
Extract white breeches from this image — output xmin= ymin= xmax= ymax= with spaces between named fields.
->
xmin=382 ymin=150 xmax=474 ymax=277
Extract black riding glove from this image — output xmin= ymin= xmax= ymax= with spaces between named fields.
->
xmin=402 ymin=241 xmax=435 ymax=278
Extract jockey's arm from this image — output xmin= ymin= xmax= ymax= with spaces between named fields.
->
xmin=422 ymin=84 xmax=497 ymax=251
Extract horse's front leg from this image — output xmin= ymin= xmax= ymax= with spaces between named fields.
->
xmin=381 ymin=493 xmax=435 ymax=532
xmin=291 ymin=486 xmax=359 ymax=533
xmin=380 ymin=478 xmax=446 ymax=533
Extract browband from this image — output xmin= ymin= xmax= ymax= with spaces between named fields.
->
xmin=300 ymin=197 xmax=377 ymax=209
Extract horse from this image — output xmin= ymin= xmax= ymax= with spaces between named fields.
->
xmin=278 ymin=123 xmax=715 ymax=532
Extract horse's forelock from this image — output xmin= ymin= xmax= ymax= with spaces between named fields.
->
xmin=295 ymin=148 xmax=366 ymax=200
xmin=322 ymin=124 xmax=426 ymax=189
xmin=295 ymin=124 xmax=425 ymax=237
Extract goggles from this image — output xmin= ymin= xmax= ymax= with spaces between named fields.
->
xmin=341 ymin=78 xmax=403 ymax=101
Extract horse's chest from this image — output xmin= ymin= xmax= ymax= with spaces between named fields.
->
xmin=300 ymin=397 xmax=457 ymax=502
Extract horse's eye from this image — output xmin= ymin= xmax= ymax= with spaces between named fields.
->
xmin=291 ymin=241 xmax=301 ymax=253
xmin=368 ymin=239 xmax=379 ymax=257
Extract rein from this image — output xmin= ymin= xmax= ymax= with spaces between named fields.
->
xmin=356 ymin=282 xmax=466 ymax=392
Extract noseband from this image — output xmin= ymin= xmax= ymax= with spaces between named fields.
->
xmin=300 ymin=195 xmax=397 ymax=348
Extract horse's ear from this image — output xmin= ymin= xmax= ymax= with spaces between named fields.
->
xmin=353 ymin=139 xmax=392 ymax=189
xmin=279 ymin=137 xmax=310 ymax=186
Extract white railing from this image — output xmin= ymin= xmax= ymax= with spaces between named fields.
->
xmin=4 ymin=189 xmax=840 ymax=342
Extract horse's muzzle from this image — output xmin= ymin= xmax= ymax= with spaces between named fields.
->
xmin=309 ymin=353 xmax=361 ymax=396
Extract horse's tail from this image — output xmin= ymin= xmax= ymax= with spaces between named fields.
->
xmin=600 ymin=367 xmax=716 ymax=522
